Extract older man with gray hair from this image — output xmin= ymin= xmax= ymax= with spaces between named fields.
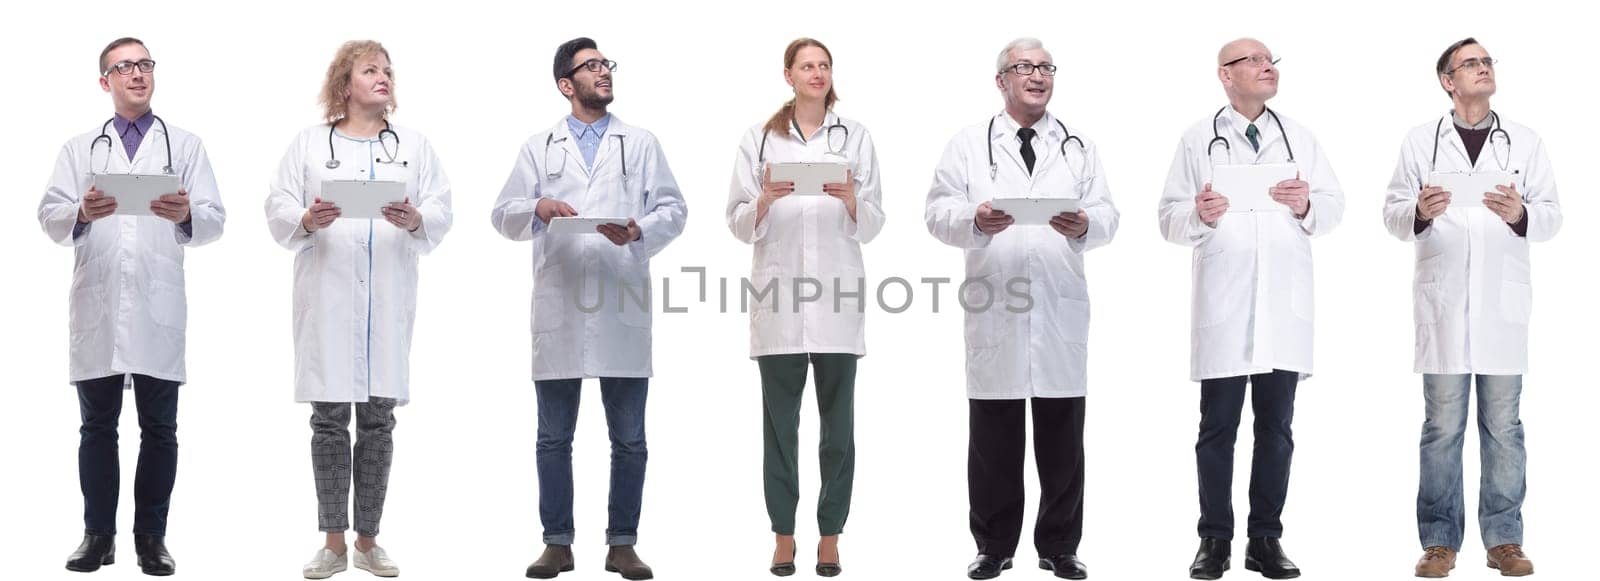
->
xmin=1159 ymin=37 xmax=1345 ymax=580
xmin=927 ymin=36 xmax=1120 ymax=581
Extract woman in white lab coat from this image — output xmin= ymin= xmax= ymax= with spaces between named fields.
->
xmin=264 ymin=40 xmax=451 ymax=579
xmin=725 ymin=37 xmax=884 ymax=577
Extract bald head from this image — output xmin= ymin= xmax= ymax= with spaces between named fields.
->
xmin=1218 ymin=38 xmax=1269 ymax=66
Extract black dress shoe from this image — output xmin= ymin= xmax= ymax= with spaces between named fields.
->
xmin=770 ymin=546 xmax=796 ymax=577
xmin=133 ymin=535 xmax=175 ymax=576
xmin=967 ymin=554 xmax=1013 ymax=580
xmin=66 ymin=534 xmax=116 ymax=572
xmin=1189 ymin=537 xmax=1230 ymax=580
xmin=1038 ymin=554 xmax=1087 ymax=579
xmin=526 ymin=545 xmax=575 ymax=579
xmin=1243 ymin=538 xmax=1299 ymax=580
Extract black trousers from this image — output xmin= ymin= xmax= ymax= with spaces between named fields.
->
xmin=968 ymin=397 xmax=1085 ymax=558
xmin=1196 ymin=369 xmax=1298 ymax=540
xmin=77 ymin=374 xmax=180 ymax=536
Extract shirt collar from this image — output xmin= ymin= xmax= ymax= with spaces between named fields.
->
xmin=1451 ymin=109 xmax=1495 ymax=130
xmin=114 ymin=110 xmax=155 ymax=138
xmin=565 ymin=113 xmax=611 ymax=140
xmin=996 ymin=110 xmax=1055 ymax=140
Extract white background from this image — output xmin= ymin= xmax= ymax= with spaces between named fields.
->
xmin=2 ymin=1 xmax=1595 ymax=580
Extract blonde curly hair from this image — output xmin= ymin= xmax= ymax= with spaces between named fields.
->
xmin=319 ymin=40 xmax=396 ymax=123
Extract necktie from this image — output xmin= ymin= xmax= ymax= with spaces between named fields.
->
xmin=1245 ymin=123 xmax=1260 ymax=152
xmin=1017 ymin=127 xmax=1037 ymax=174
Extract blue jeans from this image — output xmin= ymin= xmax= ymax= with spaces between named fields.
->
xmin=535 ymin=377 xmax=648 ymax=546
xmin=1418 ymin=374 xmax=1526 ymax=550
xmin=77 ymin=374 xmax=180 ymax=536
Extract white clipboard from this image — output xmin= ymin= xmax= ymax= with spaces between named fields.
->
xmin=990 ymin=197 xmax=1081 ymax=225
xmin=768 ymin=162 xmax=848 ymax=196
xmin=94 ymin=173 xmax=181 ymax=217
xmin=321 ymin=180 xmax=405 ymax=220
xmin=1428 ymin=171 xmax=1515 ymax=209
xmin=549 ymin=216 xmax=629 ymax=235
xmin=1212 ymin=163 xmax=1297 ymax=213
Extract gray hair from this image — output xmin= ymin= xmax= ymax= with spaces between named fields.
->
xmin=996 ymin=37 xmax=1047 ymax=72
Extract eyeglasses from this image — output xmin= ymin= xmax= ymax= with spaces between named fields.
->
xmin=564 ymin=58 xmax=617 ymax=78
xmin=104 ymin=59 xmax=156 ymax=77
xmin=1002 ymin=62 xmax=1057 ymax=77
xmin=1446 ymin=57 xmax=1496 ymax=75
xmin=1221 ymin=54 xmax=1280 ymax=68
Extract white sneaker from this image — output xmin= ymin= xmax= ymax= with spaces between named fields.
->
xmin=303 ymin=548 xmax=348 ymax=579
xmin=353 ymin=546 xmax=400 ymax=577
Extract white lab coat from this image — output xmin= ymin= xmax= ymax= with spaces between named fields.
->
xmin=1382 ymin=112 xmax=1561 ymax=375
xmin=726 ymin=112 xmax=885 ymax=358
xmin=926 ymin=112 xmax=1119 ymax=399
xmin=491 ymin=115 xmax=687 ymax=381
xmin=1159 ymin=106 xmax=1344 ymax=382
xmin=38 ymin=118 xmax=225 ymax=385
xmin=265 ymin=123 xmax=452 ymax=404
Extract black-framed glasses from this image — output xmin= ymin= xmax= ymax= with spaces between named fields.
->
xmin=563 ymin=58 xmax=617 ymax=78
xmin=1002 ymin=62 xmax=1057 ymax=77
xmin=104 ymin=59 xmax=156 ymax=77
xmin=1221 ymin=54 xmax=1280 ymax=68
xmin=1447 ymin=57 xmax=1496 ymax=75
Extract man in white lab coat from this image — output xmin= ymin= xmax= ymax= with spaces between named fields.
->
xmin=1384 ymin=38 xmax=1559 ymax=579
xmin=926 ymin=38 xmax=1119 ymax=581
xmin=492 ymin=37 xmax=686 ymax=581
xmin=37 ymin=37 xmax=225 ymax=576
xmin=1158 ymin=38 xmax=1343 ymax=580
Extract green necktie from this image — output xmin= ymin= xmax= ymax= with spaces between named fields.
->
xmin=1246 ymin=123 xmax=1260 ymax=152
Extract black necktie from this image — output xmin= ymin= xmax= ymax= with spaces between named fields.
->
xmin=1017 ymin=128 xmax=1037 ymax=174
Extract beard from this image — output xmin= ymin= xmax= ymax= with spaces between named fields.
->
xmin=575 ymin=82 xmax=614 ymax=110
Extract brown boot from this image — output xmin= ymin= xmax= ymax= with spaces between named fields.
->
xmin=1487 ymin=544 xmax=1533 ymax=577
xmin=526 ymin=545 xmax=574 ymax=579
xmin=605 ymin=545 xmax=654 ymax=580
xmin=1415 ymin=546 xmax=1456 ymax=578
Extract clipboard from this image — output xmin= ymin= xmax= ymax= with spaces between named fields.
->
xmin=1428 ymin=171 xmax=1515 ymax=209
xmin=990 ymin=197 xmax=1082 ymax=225
xmin=93 ymin=173 xmax=180 ymax=217
xmin=768 ymin=162 xmax=848 ymax=196
xmin=549 ymin=216 xmax=629 ymax=235
xmin=321 ymin=180 xmax=405 ymax=220
xmin=1211 ymin=163 xmax=1297 ymax=213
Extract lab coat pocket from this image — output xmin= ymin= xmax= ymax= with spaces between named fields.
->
xmin=68 ymin=283 xmax=104 ymax=334
xmin=1500 ymin=280 xmax=1532 ymax=324
xmin=147 ymin=279 xmax=188 ymax=330
xmin=1056 ymin=296 xmax=1091 ymax=345
xmin=1414 ymin=282 xmax=1443 ymax=326
xmin=615 ymin=272 xmax=653 ymax=329
xmin=532 ymin=284 xmax=567 ymax=333
xmin=1290 ymin=268 xmax=1314 ymax=321
xmin=1192 ymin=247 xmax=1231 ymax=328
xmin=962 ymin=273 xmax=1005 ymax=349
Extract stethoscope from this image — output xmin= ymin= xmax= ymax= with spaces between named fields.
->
xmin=985 ymin=114 xmax=1085 ymax=180
xmin=90 ymin=115 xmax=173 ymax=175
xmin=325 ymin=120 xmax=404 ymax=169
xmin=1207 ymin=106 xmax=1294 ymax=164
xmin=757 ymin=112 xmax=848 ymax=163
xmin=1431 ymin=110 xmax=1511 ymax=172
xmin=545 ymin=132 xmax=627 ymax=184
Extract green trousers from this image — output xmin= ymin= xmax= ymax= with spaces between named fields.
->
xmin=759 ymin=353 xmax=857 ymax=536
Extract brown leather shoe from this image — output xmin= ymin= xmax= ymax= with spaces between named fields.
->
xmin=1487 ymin=544 xmax=1533 ymax=577
xmin=605 ymin=545 xmax=654 ymax=580
xmin=1415 ymin=546 xmax=1456 ymax=578
xmin=526 ymin=545 xmax=575 ymax=579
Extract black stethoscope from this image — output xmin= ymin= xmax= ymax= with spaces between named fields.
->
xmin=545 ymin=132 xmax=627 ymax=184
xmin=986 ymin=114 xmax=1084 ymax=180
xmin=326 ymin=120 xmax=404 ymax=169
xmin=757 ymin=112 xmax=847 ymax=163
xmin=1207 ymin=106 xmax=1294 ymax=163
xmin=1432 ymin=110 xmax=1511 ymax=172
xmin=90 ymin=115 xmax=173 ymax=174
